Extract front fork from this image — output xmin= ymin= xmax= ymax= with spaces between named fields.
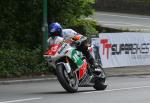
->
xmin=64 ymin=62 xmax=71 ymax=73
xmin=57 ymin=57 xmax=72 ymax=74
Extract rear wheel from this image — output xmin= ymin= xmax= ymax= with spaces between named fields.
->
xmin=93 ymin=66 xmax=107 ymax=90
xmin=56 ymin=63 xmax=79 ymax=93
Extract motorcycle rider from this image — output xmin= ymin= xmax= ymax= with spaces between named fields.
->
xmin=47 ymin=22 xmax=101 ymax=75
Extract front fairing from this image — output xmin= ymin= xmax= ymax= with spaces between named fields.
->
xmin=44 ymin=40 xmax=85 ymax=70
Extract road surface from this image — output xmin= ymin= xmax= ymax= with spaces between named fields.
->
xmin=92 ymin=11 xmax=150 ymax=32
xmin=0 ymin=76 xmax=150 ymax=103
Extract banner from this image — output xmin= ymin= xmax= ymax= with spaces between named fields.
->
xmin=98 ymin=32 xmax=150 ymax=68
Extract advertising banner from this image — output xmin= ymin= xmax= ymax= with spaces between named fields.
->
xmin=98 ymin=32 xmax=150 ymax=68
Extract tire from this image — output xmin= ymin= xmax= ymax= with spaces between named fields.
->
xmin=56 ymin=63 xmax=78 ymax=93
xmin=93 ymin=66 xmax=107 ymax=90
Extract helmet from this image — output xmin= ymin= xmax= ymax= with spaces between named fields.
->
xmin=48 ymin=22 xmax=62 ymax=37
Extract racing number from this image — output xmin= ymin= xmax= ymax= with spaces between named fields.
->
xmin=72 ymin=53 xmax=79 ymax=63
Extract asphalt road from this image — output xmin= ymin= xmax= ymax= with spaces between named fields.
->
xmin=0 ymin=76 xmax=150 ymax=103
xmin=92 ymin=11 xmax=150 ymax=32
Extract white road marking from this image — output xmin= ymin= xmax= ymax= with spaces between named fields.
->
xmin=0 ymin=77 xmax=56 ymax=84
xmin=82 ymin=85 xmax=150 ymax=94
xmin=129 ymin=29 xmax=150 ymax=31
xmin=101 ymin=24 xmax=141 ymax=27
xmin=0 ymin=97 xmax=42 ymax=103
xmin=97 ymin=20 xmax=150 ymax=31
xmin=98 ymin=21 xmax=150 ymax=28
xmin=97 ymin=13 xmax=150 ymax=20
xmin=98 ymin=20 xmax=139 ymax=25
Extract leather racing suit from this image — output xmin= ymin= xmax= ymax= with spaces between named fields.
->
xmin=47 ymin=29 xmax=100 ymax=74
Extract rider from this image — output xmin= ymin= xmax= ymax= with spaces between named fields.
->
xmin=47 ymin=22 xmax=101 ymax=75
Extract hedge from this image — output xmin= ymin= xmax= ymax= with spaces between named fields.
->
xmin=0 ymin=47 xmax=49 ymax=78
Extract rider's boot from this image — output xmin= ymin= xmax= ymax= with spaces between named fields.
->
xmin=88 ymin=55 xmax=101 ymax=75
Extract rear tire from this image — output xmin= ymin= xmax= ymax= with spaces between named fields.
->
xmin=93 ymin=66 xmax=107 ymax=90
xmin=56 ymin=64 xmax=78 ymax=93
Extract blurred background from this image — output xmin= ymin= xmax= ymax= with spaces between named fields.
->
xmin=0 ymin=0 xmax=150 ymax=78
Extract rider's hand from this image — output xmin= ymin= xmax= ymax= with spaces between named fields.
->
xmin=74 ymin=40 xmax=81 ymax=46
xmin=72 ymin=35 xmax=81 ymax=41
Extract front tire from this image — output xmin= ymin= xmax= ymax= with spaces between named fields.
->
xmin=56 ymin=64 xmax=78 ymax=93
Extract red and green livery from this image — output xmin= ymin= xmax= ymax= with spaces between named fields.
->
xmin=44 ymin=38 xmax=107 ymax=93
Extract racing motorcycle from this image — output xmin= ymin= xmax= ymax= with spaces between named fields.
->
xmin=44 ymin=36 xmax=107 ymax=93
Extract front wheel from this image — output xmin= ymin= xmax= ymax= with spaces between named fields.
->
xmin=56 ymin=63 xmax=79 ymax=93
xmin=93 ymin=66 xmax=107 ymax=90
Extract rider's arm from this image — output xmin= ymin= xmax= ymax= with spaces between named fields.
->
xmin=71 ymin=35 xmax=88 ymax=46
xmin=72 ymin=35 xmax=87 ymax=42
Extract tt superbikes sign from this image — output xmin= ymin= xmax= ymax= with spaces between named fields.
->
xmin=99 ymin=33 xmax=150 ymax=68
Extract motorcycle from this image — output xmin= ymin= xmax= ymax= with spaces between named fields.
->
xmin=44 ymin=37 xmax=107 ymax=93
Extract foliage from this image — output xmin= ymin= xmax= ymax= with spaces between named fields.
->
xmin=0 ymin=0 xmax=42 ymax=49
xmin=48 ymin=0 xmax=95 ymax=26
xmin=132 ymin=0 xmax=150 ymax=3
xmin=69 ymin=19 xmax=99 ymax=37
xmin=142 ymin=0 xmax=150 ymax=4
xmin=0 ymin=47 xmax=48 ymax=78
xmin=0 ymin=0 xmax=95 ymax=49
xmin=0 ymin=0 xmax=95 ymax=78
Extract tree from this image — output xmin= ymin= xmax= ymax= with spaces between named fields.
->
xmin=0 ymin=0 xmax=42 ymax=49
xmin=0 ymin=0 xmax=96 ymax=77
xmin=0 ymin=0 xmax=95 ymax=49
xmin=48 ymin=0 xmax=95 ymax=26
